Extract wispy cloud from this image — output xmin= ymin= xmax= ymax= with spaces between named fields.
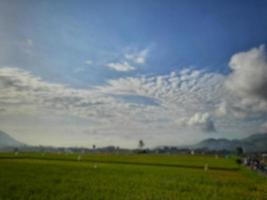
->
xmin=104 ymin=47 xmax=149 ymax=72
xmin=125 ymin=48 xmax=149 ymax=64
xmin=106 ymin=61 xmax=136 ymax=72
xmin=0 ymin=67 xmax=224 ymax=130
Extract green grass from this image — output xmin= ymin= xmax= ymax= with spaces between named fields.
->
xmin=0 ymin=153 xmax=266 ymax=200
xmin=0 ymin=152 xmax=239 ymax=170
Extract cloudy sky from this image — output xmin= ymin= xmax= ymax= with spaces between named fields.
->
xmin=0 ymin=0 xmax=267 ymax=148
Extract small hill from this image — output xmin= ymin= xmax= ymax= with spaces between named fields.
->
xmin=0 ymin=130 xmax=24 ymax=148
xmin=193 ymin=133 xmax=267 ymax=152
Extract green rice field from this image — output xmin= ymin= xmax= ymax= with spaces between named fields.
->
xmin=0 ymin=153 xmax=266 ymax=200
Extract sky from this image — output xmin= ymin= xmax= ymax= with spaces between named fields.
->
xmin=0 ymin=0 xmax=267 ymax=148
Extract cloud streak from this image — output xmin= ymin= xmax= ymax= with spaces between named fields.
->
xmin=106 ymin=61 xmax=136 ymax=72
xmin=125 ymin=48 xmax=149 ymax=64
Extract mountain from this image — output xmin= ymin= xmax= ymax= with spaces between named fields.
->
xmin=193 ymin=133 xmax=267 ymax=152
xmin=0 ymin=130 xmax=24 ymax=148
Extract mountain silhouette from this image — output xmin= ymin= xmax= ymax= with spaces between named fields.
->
xmin=0 ymin=130 xmax=24 ymax=148
xmin=193 ymin=133 xmax=267 ymax=152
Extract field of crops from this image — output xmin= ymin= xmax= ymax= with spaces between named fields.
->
xmin=0 ymin=153 xmax=266 ymax=200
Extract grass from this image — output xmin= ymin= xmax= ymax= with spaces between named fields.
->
xmin=0 ymin=153 xmax=266 ymax=200
xmin=0 ymin=152 xmax=239 ymax=170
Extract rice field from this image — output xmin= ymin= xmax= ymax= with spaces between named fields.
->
xmin=0 ymin=153 xmax=266 ymax=200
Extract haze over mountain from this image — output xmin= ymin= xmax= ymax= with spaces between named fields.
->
xmin=0 ymin=129 xmax=266 ymax=153
xmin=0 ymin=130 xmax=24 ymax=148
xmin=193 ymin=133 xmax=267 ymax=152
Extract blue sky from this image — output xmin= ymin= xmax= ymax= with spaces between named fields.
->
xmin=1 ymin=0 xmax=267 ymax=85
xmin=0 ymin=0 xmax=267 ymax=147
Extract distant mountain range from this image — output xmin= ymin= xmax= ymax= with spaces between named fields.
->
xmin=0 ymin=130 xmax=24 ymax=148
xmin=192 ymin=133 xmax=267 ymax=152
xmin=0 ymin=129 xmax=267 ymax=153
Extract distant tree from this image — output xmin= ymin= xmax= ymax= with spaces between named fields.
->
xmin=138 ymin=140 xmax=144 ymax=149
xmin=92 ymin=144 xmax=96 ymax=150
xmin=236 ymin=147 xmax=244 ymax=156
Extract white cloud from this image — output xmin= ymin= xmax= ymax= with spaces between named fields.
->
xmin=0 ymin=67 xmax=223 ymax=136
xmin=2 ymin=45 xmax=267 ymax=147
xmin=105 ymin=47 xmax=149 ymax=73
xmin=177 ymin=112 xmax=216 ymax=133
xmin=225 ymin=45 xmax=267 ymax=113
xmin=106 ymin=61 xmax=136 ymax=72
xmin=0 ymin=67 xmax=116 ymax=119
xmin=215 ymin=101 xmax=227 ymax=117
xmin=125 ymin=48 xmax=149 ymax=64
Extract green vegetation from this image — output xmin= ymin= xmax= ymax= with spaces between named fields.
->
xmin=0 ymin=152 xmax=239 ymax=170
xmin=0 ymin=153 xmax=266 ymax=200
